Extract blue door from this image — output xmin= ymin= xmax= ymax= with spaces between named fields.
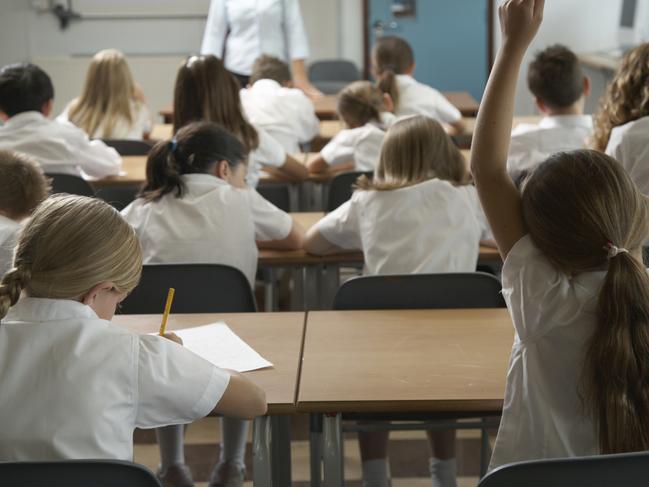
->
xmin=368 ymin=0 xmax=490 ymax=100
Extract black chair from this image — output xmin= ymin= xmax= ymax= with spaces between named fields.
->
xmin=119 ymin=264 xmax=257 ymax=314
xmin=100 ymin=139 xmax=155 ymax=156
xmin=47 ymin=173 xmax=95 ymax=197
xmin=478 ymin=451 xmax=649 ymax=487
xmin=96 ymin=186 xmax=140 ymax=211
xmin=0 ymin=460 xmax=161 ymax=487
xmin=309 ymin=60 xmax=360 ymax=95
xmin=333 ymin=272 xmax=506 ymax=310
xmin=326 ymin=171 xmax=373 ymax=212
xmin=257 ymin=183 xmax=291 ymax=212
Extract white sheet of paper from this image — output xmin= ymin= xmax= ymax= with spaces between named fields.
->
xmin=174 ymin=322 xmax=273 ymax=373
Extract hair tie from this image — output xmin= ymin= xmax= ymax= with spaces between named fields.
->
xmin=604 ymin=241 xmax=629 ymax=259
xmin=169 ymin=139 xmax=178 ymax=154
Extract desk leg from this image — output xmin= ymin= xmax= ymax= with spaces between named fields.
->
xmin=303 ymin=266 xmax=321 ymax=311
xmin=480 ymin=418 xmax=491 ymax=477
xmin=323 ymin=413 xmax=344 ymax=487
xmin=270 ymin=415 xmax=292 ymax=486
xmin=289 ymin=183 xmax=300 ymax=212
xmin=253 ymin=416 xmax=272 ymax=486
xmin=310 ymin=413 xmax=323 ymax=487
xmin=264 ymin=268 xmax=276 ymax=312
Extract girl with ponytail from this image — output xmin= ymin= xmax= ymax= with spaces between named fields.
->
xmin=372 ymin=36 xmax=465 ymax=134
xmin=121 ymin=121 xmax=303 ymax=487
xmin=472 ymin=0 xmax=649 ymax=471
xmin=0 ymin=194 xmax=266 ymax=462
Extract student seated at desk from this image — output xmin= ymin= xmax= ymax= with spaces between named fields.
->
xmin=0 ymin=150 xmax=50 ymax=276
xmin=472 ymin=0 xmax=649 ymax=471
xmin=121 ymin=121 xmax=303 ymax=487
xmin=241 ymin=55 xmax=319 ymax=154
xmin=58 ymin=49 xmax=153 ymax=140
xmin=593 ymin=44 xmax=649 ymax=195
xmin=0 ymin=194 xmax=266 ymax=463
xmin=305 ymin=115 xmax=489 ymax=487
xmin=173 ymin=54 xmax=308 ymax=188
xmin=507 ymin=45 xmax=592 ymax=180
xmin=0 ymin=63 xmax=121 ymax=178
xmin=307 ymin=81 xmax=395 ymax=174
xmin=373 ymin=36 xmax=465 ymax=134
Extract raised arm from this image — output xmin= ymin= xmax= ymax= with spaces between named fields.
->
xmin=470 ymin=0 xmax=544 ymax=258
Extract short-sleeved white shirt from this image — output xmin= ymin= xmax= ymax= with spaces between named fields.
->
xmin=121 ymin=174 xmax=292 ymax=286
xmin=0 ymin=297 xmax=229 ymax=461
xmin=246 ymin=127 xmax=287 ymax=188
xmin=58 ymin=100 xmax=153 ymax=140
xmin=320 ymin=113 xmax=395 ymax=172
xmin=606 ymin=116 xmax=649 ymax=196
xmin=241 ymin=79 xmax=319 ymax=154
xmin=0 ymin=215 xmax=20 ymax=277
xmin=315 ymin=178 xmax=481 ymax=275
xmin=394 ymin=75 xmax=462 ymax=125
xmin=508 ymin=115 xmax=593 ymax=178
xmin=0 ymin=111 xmax=121 ymax=179
xmin=489 ymin=235 xmax=603 ymax=470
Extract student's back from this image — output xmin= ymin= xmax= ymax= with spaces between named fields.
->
xmin=0 ymin=63 xmax=121 ymax=179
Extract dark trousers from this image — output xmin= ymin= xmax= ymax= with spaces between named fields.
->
xmin=229 ymin=71 xmax=251 ymax=88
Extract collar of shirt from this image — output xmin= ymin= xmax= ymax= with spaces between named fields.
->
xmin=0 ymin=214 xmax=20 ymax=232
xmin=538 ymin=114 xmax=592 ymax=130
xmin=250 ymin=79 xmax=283 ymax=92
xmin=5 ymin=297 xmax=101 ymax=323
xmin=180 ymin=173 xmax=231 ymax=192
xmin=395 ymin=74 xmax=416 ymax=87
xmin=2 ymin=111 xmax=48 ymax=130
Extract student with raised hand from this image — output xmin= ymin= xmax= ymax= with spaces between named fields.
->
xmin=372 ymin=36 xmax=465 ymax=134
xmin=592 ymin=44 xmax=649 ymax=195
xmin=0 ymin=195 xmax=266 ymax=464
xmin=307 ymin=81 xmax=395 ymax=174
xmin=58 ymin=49 xmax=153 ymax=140
xmin=472 ymin=0 xmax=649 ymax=470
xmin=121 ymin=121 xmax=302 ymax=487
xmin=507 ymin=45 xmax=592 ymax=180
xmin=0 ymin=150 xmax=50 ymax=276
xmin=173 ymin=54 xmax=308 ymax=188
xmin=240 ymin=55 xmax=320 ymax=154
xmin=0 ymin=63 xmax=121 ymax=179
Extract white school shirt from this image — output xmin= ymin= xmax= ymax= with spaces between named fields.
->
xmin=606 ymin=116 xmax=649 ymax=196
xmin=316 ymin=178 xmax=481 ymax=275
xmin=201 ymin=0 xmax=310 ymax=76
xmin=246 ymin=127 xmax=287 ymax=187
xmin=320 ymin=113 xmax=396 ymax=172
xmin=0 ymin=297 xmax=230 ymax=461
xmin=241 ymin=79 xmax=319 ymax=154
xmin=121 ymin=174 xmax=292 ymax=286
xmin=0 ymin=216 xmax=20 ymax=277
xmin=394 ymin=75 xmax=462 ymax=125
xmin=0 ymin=111 xmax=121 ymax=179
xmin=489 ymin=235 xmax=604 ymax=470
xmin=57 ymin=100 xmax=153 ymax=140
xmin=508 ymin=115 xmax=593 ymax=178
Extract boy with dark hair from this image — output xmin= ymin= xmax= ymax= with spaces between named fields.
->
xmin=508 ymin=45 xmax=592 ymax=178
xmin=0 ymin=63 xmax=121 ymax=179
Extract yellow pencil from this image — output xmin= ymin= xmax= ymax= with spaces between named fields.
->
xmin=159 ymin=288 xmax=175 ymax=336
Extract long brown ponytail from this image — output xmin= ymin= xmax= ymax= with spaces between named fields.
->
xmin=521 ymin=150 xmax=649 ymax=453
xmin=372 ymin=36 xmax=415 ymax=111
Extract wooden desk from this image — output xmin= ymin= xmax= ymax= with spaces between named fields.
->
xmin=444 ymin=92 xmax=480 ymax=117
xmin=93 ymin=156 xmax=147 ymax=189
xmin=151 ymin=123 xmax=172 ymax=141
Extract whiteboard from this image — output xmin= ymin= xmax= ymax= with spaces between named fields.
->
xmin=74 ymin=0 xmax=210 ymax=17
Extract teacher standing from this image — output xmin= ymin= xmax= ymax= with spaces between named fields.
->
xmin=201 ymin=0 xmax=322 ymax=97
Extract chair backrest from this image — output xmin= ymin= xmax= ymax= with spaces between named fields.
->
xmin=333 ymin=272 xmax=505 ymax=310
xmin=256 ymin=183 xmax=291 ymax=212
xmin=478 ymin=451 xmax=649 ymax=487
xmin=101 ymin=139 xmax=155 ymax=156
xmin=47 ymin=173 xmax=95 ymax=197
xmin=95 ymin=186 xmax=140 ymax=211
xmin=308 ymin=60 xmax=360 ymax=83
xmin=326 ymin=171 xmax=373 ymax=212
xmin=0 ymin=460 xmax=161 ymax=487
xmin=119 ymin=264 xmax=257 ymax=314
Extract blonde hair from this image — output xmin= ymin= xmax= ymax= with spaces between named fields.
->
xmin=68 ymin=49 xmax=139 ymax=138
xmin=357 ymin=115 xmax=467 ymax=191
xmin=0 ymin=150 xmax=50 ymax=219
xmin=337 ymin=81 xmax=385 ymax=128
xmin=0 ymin=195 xmax=142 ymax=320
xmin=521 ymin=150 xmax=649 ymax=453
xmin=592 ymin=44 xmax=649 ymax=151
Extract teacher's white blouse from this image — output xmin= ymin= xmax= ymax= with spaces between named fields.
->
xmin=201 ymin=0 xmax=310 ymax=76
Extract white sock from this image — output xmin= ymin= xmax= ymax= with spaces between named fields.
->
xmin=156 ymin=424 xmax=186 ymax=472
xmin=361 ymin=458 xmax=391 ymax=487
xmin=219 ymin=417 xmax=249 ymax=470
xmin=429 ymin=457 xmax=457 ymax=487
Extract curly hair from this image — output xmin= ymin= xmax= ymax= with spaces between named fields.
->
xmin=592 ymin=44 xmax=649 ymax=151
